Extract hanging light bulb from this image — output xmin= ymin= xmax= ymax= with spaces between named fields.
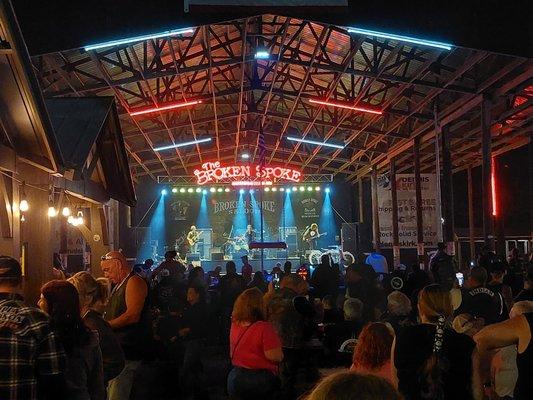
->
xmin=67 ymin=215 xmax=75 ymax=224
xmin=76 ymin=210 xmax=84 ymax=226
xmin=20 ymin=214 xmax=26 ymax=222
xmin=62 ymin=206 xmax=71 ymax=217
xmin=48 ymin=206 xmax=58 ymax=217
xmin=19 ymin=181 xmax=29 ymax=212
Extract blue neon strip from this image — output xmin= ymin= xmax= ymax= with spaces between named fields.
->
xmin=254 ymin=51 xmax=270 ymax=59
xmin=154 ymin=137 xmax=211 ymax=152
xmin=347 ymin=27 xmax=452 ymax=51
xmin=287 ymin=136 xmax=345 ymax=149
xmin=84 ymin=27 xmax=194 ymax=51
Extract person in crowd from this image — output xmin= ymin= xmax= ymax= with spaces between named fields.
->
xmin=322 ymin=298 xmax=364 ymax=366
xmin=0 ymin=256 xmax=67 ymax=400
xmin=393 ymin=284 xmax=479 ymax=400
xmin=322 ymin=295 xmax=343 ymax=324
xmin=208 ymin=266 xmax=222 ymax=287
xmin=282 ymin=261 xmax=292 ymax=279
xmin=475 ymin=310 xmax=533 ymax=400
xmin=68 ymin=271 xmax=125 ymax=384
xmin=429 ymin=242 xmax=456 ymax=290
xmin=515 ymin=265 xmax=533 ymax=302
xmin=478 ymin=245 xmax=498 ymax=271
xmin=219 ymin=261 xmax=246 ymax=339
xmin=241 ymin=255 xmax=253 ymax=284
xmin=264 ymin=273 xmax=316 ymax=399
xmin=311 ymin=254 xmax=339 ymax=299
xmin=510 ymin=300 xmax=533 ymax=318
xmin=39 ymin=280 xmax=105 ymax=400
xmin=452 ymin=313 xmax=485 ymax=337
xmin=247 ymin=271 xmax=268 ymax=293
xmin=380 ymin=290 xmax=415 ymax=334
xmin=456 ymin=266 xmax=506 ymax=324
xmin=228 ymin=288 xmax=283 ymax=400
xmin=365 ymin=249 xmax=389 ymax=274
xmin=351 ymin=322 xmax=395 ymax=383
xmin=178 ymin=285 xmax=209 ymax=398
xmin=345 ymin=263 xmax=382 ymax=323
xmin=100 ymin=251 xmax=150 ymax=400
xmin=188 ymin=266 xmax=208 ymax=289
xmin=404 ymin=262 xmax=431 ymax=299
xmin=151 ymin=250 xmax=186 ymax=312
xmin=487 ymin=260 xmax=514 ymax=316
xmin=303 ymin=372 xmax=401 ymax=400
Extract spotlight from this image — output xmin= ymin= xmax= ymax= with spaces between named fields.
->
xmin=76 ymin=211 xmax=84 ymax=225
xmin=315 ymin=186 xmax=321 ymax=191
xmin=299 ymin=186 xmax=305 ymax=192
xmin=239 ymin=189 xmax=245 ymax=195
xmin=216 ymin=188 xmax=222 ymax=193
xmin=210 ymin=188 xmax=216 ymax=193
xmin=196 ymin=188 xmax=202 ymax=193
xmin=48 ymin=206 xmax=58 ymax=217
xmin=161 ymin=189 xmax=168 ymax=196
xmin=280 ymin=188 xmax=285 ymax=192
xmin=307 ymin=186 xmax=313 ymax=191
xmin=179 ymin=188 xmax=186 ymax=193
xmin=249 ymin=189 xmax=255 ymax=194
xmin=254 ymin=49 xmax=269 ymax=59
xmin=272 ymin=187 xmax=277 ymax=192
xmin=19 ymin=199 xmax=29 ymax=212
xmin=224 ymin=188 xmax=230 ymax=193
xmin=264 ymin=187 xmax=270 ymax=192
xmin=202 ymin=189 xmax=207 ymax=195
xmin=62 ymin=207 xmax=71 ymax=217
xmin=187 ymin=188 xmax=194 ymax=193
xmin=325 ymin=187 xmax=331 ymax=193
xmin=172 ymin=188 xmax=178 ymax=193
xmin=241 ymin=153 xmax=250 ymax=160
xmin=292 ymin=187 xmax=297 ymax=192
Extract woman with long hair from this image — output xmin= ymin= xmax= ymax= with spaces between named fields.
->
xmin=351 ymin=322 xmax=394 ymax=383
xmin=68 ymin=272 xmax=125 ymax=384
xmin=392 ymin=284 xmax=480 ymax=400
xmin=39 ymin=280 xmax=105 ymax=400
xmin=227 ymin=287 xmax=283 ymax=400
xmin=303 ymin=372 xmax=401 ymax=400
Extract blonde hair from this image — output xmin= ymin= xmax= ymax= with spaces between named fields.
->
xmin=232 ymin=288 xmax=265 ymax=324
xmin=68 ymin=271 xmax=108 ymax=309
xmin=418 ymin=284 xmax=453 ymax=323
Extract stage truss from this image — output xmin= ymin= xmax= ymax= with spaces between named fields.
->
xmin=157 ymin=173 xmax=333 ymax=184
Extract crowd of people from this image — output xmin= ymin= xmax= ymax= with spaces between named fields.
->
xmin=0 ymin=244 xmax=532 ymax=400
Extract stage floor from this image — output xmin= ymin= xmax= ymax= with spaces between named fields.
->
xmin=199 ymin=257 xmax=301 ymax=272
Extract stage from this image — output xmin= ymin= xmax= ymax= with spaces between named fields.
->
xmin=199 ymin=257 xmax=301 ymax=272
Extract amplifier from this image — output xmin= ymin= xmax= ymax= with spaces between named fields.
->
xmin=186 ymin=253 xmax=200 ymax=261
xmin=211 ymin=252 xmax=224 ymax=261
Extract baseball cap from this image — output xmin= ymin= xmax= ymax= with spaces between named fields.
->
xmin=0 ymin=256 xmax=22 ymax=282
xmin=101 ymin=251 xmax=128 ymax=266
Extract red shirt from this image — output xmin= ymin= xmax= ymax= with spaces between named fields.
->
xmin=230 ymin=321 xmax=281 ymax=374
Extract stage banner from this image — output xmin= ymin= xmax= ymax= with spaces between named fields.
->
xmin=377 ymin=174 xmax=439 ymax=248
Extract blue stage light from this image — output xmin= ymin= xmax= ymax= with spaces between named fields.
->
xmin=325 ymin=187 xmax=331 ymax=193
xmin=347 ymin=27 xmax=452 ymax=51
xmin=202 ymin=189 xmax=207 ymax=195
xmin=249 ymin=189 xmax=255 ymax=194
xmin=239 ymin=189 xmax=245 ymax=195
xmin=161 ymin=189 xmax=168 ymax=196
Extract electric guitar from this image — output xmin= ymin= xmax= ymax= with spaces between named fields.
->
xmin=187 ymin=231 xmax=203 ymax=246
xmin=303 ymin=232 xmax=328 ymax=243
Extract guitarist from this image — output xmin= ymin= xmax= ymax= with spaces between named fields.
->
xmin=303 ymin=223 xmax=322 ymax=250
xmin=186 ymin=225 xmax=202 ymax=254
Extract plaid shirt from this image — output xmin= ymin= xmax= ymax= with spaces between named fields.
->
xmin=0 ymin=292 xmax=66 ymax=400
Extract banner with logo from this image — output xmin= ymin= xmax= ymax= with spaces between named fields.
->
xmin=377 ymin=174 xmax=439 ymax=248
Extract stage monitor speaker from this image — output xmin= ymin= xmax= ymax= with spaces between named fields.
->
xmin=186 ymin=253 xmax=200 ymax=261
xmin=211 ymin=252 xmax=224 ymax=261
xmin=279 ymin=227 xmax=298 ymax=256
xmin=341 ymin=223 xmax=360 ymax=256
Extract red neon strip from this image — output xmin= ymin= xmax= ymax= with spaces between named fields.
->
xmin=130 ymin=100 xmax=201 ymax=116
xmin=491 ymin=158 xmax=497 ymax=217
xmin=309 ymin=98 xmax=383 ymax=115
xmin=231 ymin=181 xmax=273 ymax=187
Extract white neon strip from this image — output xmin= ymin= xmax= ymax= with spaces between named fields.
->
xmin=287 ymin=136 xmax=345 ymax=150
xmin=309 ymin=98 xmax=383 ymax=115
xmin=254 ymin=51 xmax=270 ymax=59
xmin=347 ymin=27 xmax=452 ymax=51
xmin=130 ymin=100 xmax=201 ymax=116
xmin=231 ymin=181 xmax=273 ymax=187
xmin=154 ymin=138 xmax=211 ymax=152
xmin=84 ymin=28 xmax=194 ymax=51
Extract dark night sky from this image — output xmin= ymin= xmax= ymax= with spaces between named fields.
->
xmin=11 ymin=0 xmax=533 ymax=57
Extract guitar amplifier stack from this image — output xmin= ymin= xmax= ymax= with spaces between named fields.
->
xmin=278 ymin=227 xmax=298 ymax=257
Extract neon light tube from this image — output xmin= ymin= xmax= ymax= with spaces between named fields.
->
xmin=287 ymin=136 xmax=345 ymax=150
xmin=231 ymin=181 xmax=273 ymax=187
xmin=309 ymin=98 xmax=383 ymax=115
xmin=254 ymin=51 xmax=270 ymax=59
xmin=84 ymin=28 xmax=194 ymax=51
xmin=347 ymin=27 xmax=452 ymax=51
xmin=491 ymin=157 xmax=497 ymax=217
xmin=130 ymin=100 xmax=201 ymax=116
xmin=154 ymin=138 xmax=211 ymax=152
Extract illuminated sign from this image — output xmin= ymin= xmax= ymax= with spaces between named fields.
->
xmin=193 ymin=161 xmax=302 ymax=185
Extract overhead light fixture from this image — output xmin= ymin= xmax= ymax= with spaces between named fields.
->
xmin=217 ymin=188 xmax=223 ymax=193
xmin=161 ymin=189 xmax=168 ymax=196
xmin=210 ymin=187 xmax=216 ymax=193
xmin=254 ymin=50 xmax=270 ymax=59
xmin=48 ymin=206 xmax=58 ymax=217
xmin=130 ymin=100 xmax=201 ymax=116
xmin=19 ymin=182 xmax=29 ymax=212
xmin=154 ymin=137 xmax=211 ymax=152
xmin=188 ymin=188 xmax=194 ymax=193
xmin=196 ymin=188 xmax=202 ymax=193
xmin=309 ymin=98 xmax=383 ymax=115
xmin=272 ymin=187 xmax=277 ymax=192
xmin=347 ymin=26 xmax=452 ymax=51
xmin=307 ymin=187 xmax=313 ymax=191
xmin=239 ymin=189 xmax=245 ymax=195
xmin=325 ymin=187 xmax=331 ymax=193
xmin=265 ymin=187 xmax=270 ymax=192
xmin=62 ymin=206 xmax=71 ymax=217
xmin=241 ymin=153 xmax=250 ymax=160
xmin=292 ymin=187 xmax=297 ymax=192
xmin=172 ymin=188 xmax=178 ymax=193
xmin=299 ymin=186 xmax=305 ymax=192
xmin=179 ymin=188 xmax=186 ymax=193
xmin=287 ymin=136 xmax=345 ymax=150
xmin=84 ymin=27 xmax=194 ymax=51
xmin=76 ymin=211 xmax=84 ymax=226
xmin=315 ymin=186 xmax=321 ymax=191
xmin=202 ymin=189 xmax=207 ymax=195
xmin=224 ymin=188 xmax=230 ymax=193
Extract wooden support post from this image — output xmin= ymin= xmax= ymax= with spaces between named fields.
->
xmin=467 ymin=167 xmax=476 ymax=261
xmin=441 ymin=124 xmax=455 ymax=255
xmin=481 ymin=98 xmax=495 ymax=249
xmin=390 ymin=158 xmax=400 ymax=267
xmin=530 ymin=139 xmax=533 ymax=243
xmin=371 ymin=166 xmax=381 ymax=252
xmin=413 ymin=137 xmax=425 ymax=269
xmin=358 ymin=179 xmax=364 ymax=223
